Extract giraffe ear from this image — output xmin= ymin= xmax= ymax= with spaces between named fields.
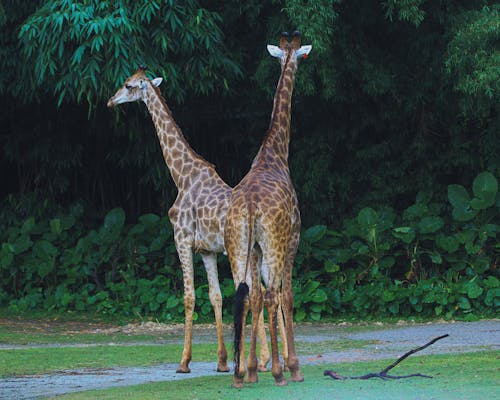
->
xmin=151 ymin=78 xmax=163 ymax=87
xmin=267 ymin=45 xmax=284 ymax=59
xmin=296 ymin=45 xmax=312 ymax=58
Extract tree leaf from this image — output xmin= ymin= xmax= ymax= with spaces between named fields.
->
xmin=418 ymin=216 xmax=444 ymax=234
xmin=357 ymin=207 xmax=378 ymax=227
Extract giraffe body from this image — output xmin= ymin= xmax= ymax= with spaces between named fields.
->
xmin=226 ymin=32 xmax=311 ymax=388
xmin=107 ymin=69 xmax=273 ymax=373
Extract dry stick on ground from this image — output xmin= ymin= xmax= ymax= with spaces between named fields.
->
xmin=324 ymin=334 xmax=449 ymax=381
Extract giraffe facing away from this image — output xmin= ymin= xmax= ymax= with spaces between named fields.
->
xmin=226 ymin=32 xmax=311 ymax=388
xmin=107 ymin=67 xmax=274 ymax=373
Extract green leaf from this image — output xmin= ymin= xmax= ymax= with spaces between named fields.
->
xmin=457 ymin=296 xmax=471 ymax=310
xmin=471 ymin=171 xmax=498 ymax=209
xmin=466 ymin=283 xmax=483 ymax=299
xmin=429 ymin=252 xmax=442 ymax=264
xmin=310 ymin=312 xmax=321 ymax=321
xmin=485 ymin=288 xmax=499 ymax=307
xmin=448 ymin=184 xmax=477 ymax=221
xmin=33 ymin=240 xmax=58 ymax=261
xmin=50 ymin=218 xmax=62 ymax=235
xmin=302 ymin=225 xmax=327 ymax=243
xmin=357 ymin=207 xmax=378 ymax=227
xmin=418 ymin=216 xmax=444 ymax=234
xmin=381 ymin=290 xmax=395 ymax=302
xmin=403 ymin=203 xmax=428 ymax=221
xmin=448 ymin=184 xmax=470 ymax=208
xmin=388 ymin=303 xmax=399 ymax=314
xmin=303 ymin=280 xmax=321 ymax=296
xmin=324 ymin=259 xmax=340 ymax=273
xmin=295 ymin=309 xmax=306 ymax=321
xmin=436 ymin=235 xmax=459 ymax=253
xmin=138 ymin=213 xmax=160 ymax=226
xmin=0 ymin=244 xmax=14 ymax=268
xmin=12 ymin=235 xmax=33 ymax=254
xmin=311 ymin=288 xmax=327 ymax=303
xmin=21 ymin=217 xmax=35 ymax=234
xmin=104 ymin=208 xmax=125 ymax=231
xmin=483 ymin=276 xmax=499 ymax=289
xmin=416 ymin=190 xmax=433 ymax=204
xmin=150 ymin=236 xmax=167 ymax=252
xmin=166 ymin=295 xmax=179 ymax=309
xmin=392 ymin=226 xmax=416 ymax=243
xmin=156 ymin=292 xmax=169 ymax=304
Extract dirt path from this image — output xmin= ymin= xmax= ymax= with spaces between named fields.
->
xmin=1 ymin=320 xmax=499 ymax=399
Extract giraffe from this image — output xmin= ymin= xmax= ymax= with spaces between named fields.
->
xmin=107 ymin=67 xmax=274 ymax=373
xmin=226 ymin=31 xmax=311 ymax=388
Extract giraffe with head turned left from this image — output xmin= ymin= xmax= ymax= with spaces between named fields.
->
xmin=227 ymin=31 xmax=311 ymax=388
xmin=107 ymin=67 xmax=275 ymax=373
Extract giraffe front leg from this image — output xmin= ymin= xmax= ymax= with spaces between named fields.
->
xmin=257 ymin=302 xmax=270 ymax=372
xmin=176 ymin=247 xmax=195 ymax=373
xmin=201 ymin=253 xmax=229 ymax=372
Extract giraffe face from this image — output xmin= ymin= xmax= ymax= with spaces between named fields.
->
xmin=107 ymin=70 xmax=163 ymax=107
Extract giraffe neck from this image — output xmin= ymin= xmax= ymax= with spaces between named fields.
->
xmin=254 ymin=54 xmax=296 ymax=168
xmin=143 ymin=83 xmax=202 ymax=188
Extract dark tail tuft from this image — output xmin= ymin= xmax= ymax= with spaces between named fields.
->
xmin=233 ymin=282 xmax=249 ymax=373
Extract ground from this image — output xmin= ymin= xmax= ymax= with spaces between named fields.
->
xmin=0 ymin=318 xmax=498 ymax=399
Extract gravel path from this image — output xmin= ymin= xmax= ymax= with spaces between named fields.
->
xmin=1 ymin=320 xmax=498 ymax=399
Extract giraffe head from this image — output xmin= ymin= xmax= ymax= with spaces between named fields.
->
xmin=267 ymin=31 xmax=312 ymax=70
xmin=107 ymin=67 xmax=163 ymax=107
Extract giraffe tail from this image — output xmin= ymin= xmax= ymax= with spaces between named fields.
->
xmin=233 ymin=196 xmax=255 ymax=375
xmin=233 ymin=281 xmax=249 ymax=374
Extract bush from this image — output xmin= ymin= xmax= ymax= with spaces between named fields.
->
xmin=0 ymin=172 xmax=498 ymax=320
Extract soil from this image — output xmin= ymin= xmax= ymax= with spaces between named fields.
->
xmin=0 ymin=319 xmax=498 ymax=399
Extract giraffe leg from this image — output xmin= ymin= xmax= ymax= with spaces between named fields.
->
xmin=201 ymin=253 xmax=229 ymax=373
xmin=277 ymin=293 xmax=289 ymax=372
xmin=282 ymin=229 xmax=304 ymax=382
xmin=251 ymin=250 xmax=271 ymax=372
xmin=265 ymin=288 xmax=287 ymax=386
xmin=246 ymin=278 xmax=262 ymax=383
xmin=257 ymin=298 xmax=270 ymax=372
xmin=176 ymin=245 xmax=195 ymax=373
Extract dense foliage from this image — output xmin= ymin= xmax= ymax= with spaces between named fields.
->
xmin=1 ymin=172 xmax=498 ymax=320
xmin=0 ymin=1 xmax=499 ymax=319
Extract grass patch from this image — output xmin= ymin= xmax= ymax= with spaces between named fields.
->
xmin=0 ymin=337 xmax=375 ymax=378
xmin=0 ymin=329 xmax=161 ymax=345
xmin=50 ymin=351 xmax=500 ymax=400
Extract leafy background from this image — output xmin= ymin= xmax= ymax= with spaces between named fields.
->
xmin=0 ymin=0 xmax=498 ymax=320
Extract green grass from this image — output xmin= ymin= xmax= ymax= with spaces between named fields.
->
xmin=50 ymin=352 xmax=500 ymax=400
xmin=0 ymin=344 xmax=192 ymax=377
xmin=0 ymin=338 xmax=373 ymax=377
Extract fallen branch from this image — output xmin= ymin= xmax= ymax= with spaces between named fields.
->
xmin=324 ymin=334 xmax=449 ymax=381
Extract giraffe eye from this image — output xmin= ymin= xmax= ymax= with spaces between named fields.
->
xmin=125 ymin=84 xmax=132 ymax=90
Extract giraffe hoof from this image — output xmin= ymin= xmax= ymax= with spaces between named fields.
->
xmin=274 ymin=378 xmax=288 ymax=386
xmin=232 ymin=378 xmax=244 ymax=389
xmin=176 ymin=365 xmax=191 ymax=373
xmin=217 ymin=364 xmax=230 ymax=373
xmin=257 ymin=365 xmax=269 ymax=372
xmin=290 ymin=371 xmax=304 ymax=382
xmin=245 ymin=373 xmax=259 ymax=384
